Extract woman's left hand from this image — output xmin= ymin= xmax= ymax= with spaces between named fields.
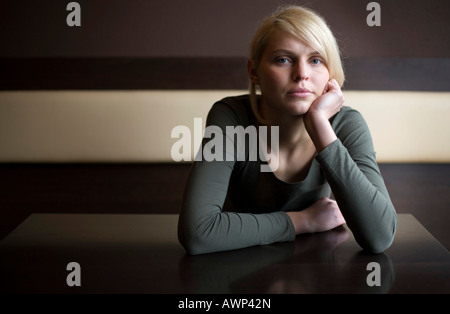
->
xmin=303 ymin=79 xmax=344 ymax=152
xmin=308 ymin=79 xmax=345 ymax=120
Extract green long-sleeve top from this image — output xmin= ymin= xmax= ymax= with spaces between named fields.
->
xmin=178 ymin=95 xmax=397 ymax=255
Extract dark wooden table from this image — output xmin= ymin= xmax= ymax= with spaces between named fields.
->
xmin=0 ymin=213 xmax=448 ymax=294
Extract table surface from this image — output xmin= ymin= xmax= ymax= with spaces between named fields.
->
xmin=0 ymin=213 xmax=448 ymax=294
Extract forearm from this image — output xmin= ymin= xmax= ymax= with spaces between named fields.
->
xmin=304 ymin=111 xmax=337 ymax=152
xmin=305 ymin=103 xmax=397 ymax=253
xmin=286 ymin=211 xmax=309 ymax=234
xmin=180 ymin=208 xmax=295 ymax=255
xmin=303 ymin=78 xmax=344 ymax=152
xmin=179 ymin=161 xmax=296 ymax=255
xmin=316 ymin=140 xmax=397 ymax=253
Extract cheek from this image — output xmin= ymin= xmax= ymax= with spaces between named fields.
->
xmin=314 ymin=69 xmax=330 ymax=91
xmin=261 ymin=67 xmax=289 ymax=88
xmin=259 ymin=68 xmax=284 ymax=90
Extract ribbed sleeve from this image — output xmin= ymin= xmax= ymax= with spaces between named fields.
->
xmin=178 ymin=100 xmax=296 ymax=255
xmin=316 ymin=108 xmax=397 ymax=253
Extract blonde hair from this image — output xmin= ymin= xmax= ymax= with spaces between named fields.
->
xmin=248 ymin=5 xmax=345 ymax=123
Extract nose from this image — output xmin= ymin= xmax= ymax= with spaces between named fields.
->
xmin=292 ymin=60 xmax=309 ymax=81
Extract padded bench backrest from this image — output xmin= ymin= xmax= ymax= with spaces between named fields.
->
xmin=0 ymin=90 xmax=449 ymax=163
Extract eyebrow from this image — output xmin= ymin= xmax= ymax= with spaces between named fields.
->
xmin=270 ymin=49 xmax=322 ymax=57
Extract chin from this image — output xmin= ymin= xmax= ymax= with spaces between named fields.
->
xmin=287 ymin=100 xmax=313 ymax=115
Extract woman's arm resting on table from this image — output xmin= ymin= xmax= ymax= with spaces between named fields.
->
xmin=178 ymin=160 xmax=295 ymax=255
xmin=178 ymin=103 xmax=296 ymax=255
xmin=303 ymin=81 xmax=397 ymax=253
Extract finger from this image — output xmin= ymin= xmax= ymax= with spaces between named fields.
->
xmin=331 ymin=78 xmax=340 ymax=86
xmin=327 ymin=79 xmax=340 ymax=91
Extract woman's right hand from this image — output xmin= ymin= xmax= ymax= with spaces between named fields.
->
xmin=286 ymin=197 xmax=346 ymax=235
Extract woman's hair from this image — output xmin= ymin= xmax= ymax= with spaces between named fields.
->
xmin=248 ymin=5 xmax=345 ymax=123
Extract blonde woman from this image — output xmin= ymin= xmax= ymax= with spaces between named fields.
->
xmin=178 ymin=6 xmax=397 ymax=255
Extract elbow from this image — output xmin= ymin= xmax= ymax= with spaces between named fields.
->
xmin=358 ymin=215 xmax=398 ymax=254
xmin=178 ymin=217 xmax=212 ymax=255
xmin=360 ymin=237 xmax=393 ymax=255
xmin=178 ymin=233 xmax=209 ymax=256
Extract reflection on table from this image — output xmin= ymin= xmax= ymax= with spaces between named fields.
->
xmin=0 ymin=214 xmax=448 ymax=293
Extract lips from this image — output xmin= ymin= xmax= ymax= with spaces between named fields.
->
xmin=288 ymin=87 xmax=311 ymax=93
xmin=287 ymin=87 xmax=312 ymax=97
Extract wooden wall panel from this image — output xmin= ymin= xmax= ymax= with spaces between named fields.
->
xmin=1 ymin=57 xmax=449 ymax=91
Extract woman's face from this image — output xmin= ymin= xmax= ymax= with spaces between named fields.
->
xmin=250 ymin=30 xmax=330 ymax=119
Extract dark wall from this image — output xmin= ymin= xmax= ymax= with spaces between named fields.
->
xmin=2 ymin=0 xmax=449 ymax=91
xmin=1 ymin=0 xmax=449 ymax=58
xmin=1 ymin=1 xmax=450 ymax=248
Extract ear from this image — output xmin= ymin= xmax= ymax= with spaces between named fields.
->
xmin=247 ymin=59 xmax=259 ymax=84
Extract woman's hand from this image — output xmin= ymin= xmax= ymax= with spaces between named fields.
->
xmin=286 ymin=197 xmax=346 ymax=235
xmin=308 ymin=79 xmax=345 ymax=120
xmin=303 ymin=79 xmax=344 ymax=152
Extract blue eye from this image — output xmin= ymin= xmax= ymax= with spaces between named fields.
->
xmin=311 ymin=58 xmax=322 ymax=65
xmin=276 ymin=57 xmax=290 ymax=64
